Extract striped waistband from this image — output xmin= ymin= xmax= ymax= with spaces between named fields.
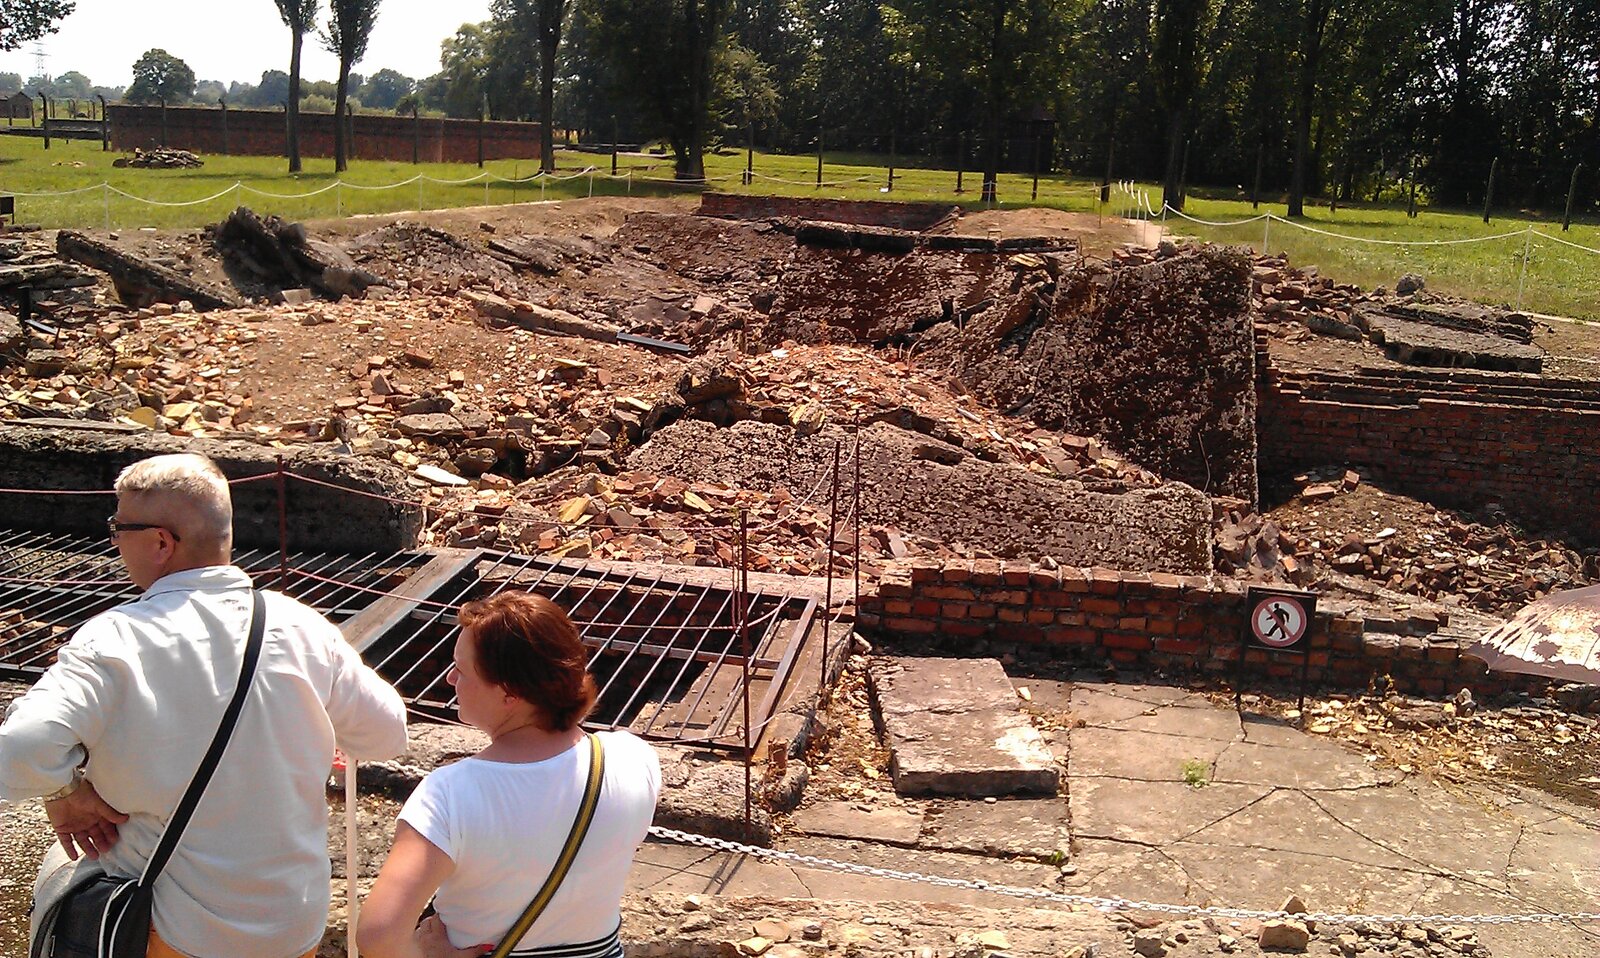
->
xmin=509 ymin=924 xmax=623 ymax=958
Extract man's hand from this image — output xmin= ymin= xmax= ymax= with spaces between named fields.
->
xmin=44 ymin=779 xmax=128 ymax=861
xmin=414 ymin=915 xmax=492 ymax=958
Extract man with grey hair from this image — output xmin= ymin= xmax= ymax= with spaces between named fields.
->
xmin=0 ymin=452 xmax=408 ymax=958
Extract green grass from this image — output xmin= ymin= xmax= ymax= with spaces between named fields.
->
xmin=4 ymin=135 xmax=1598 ymax=320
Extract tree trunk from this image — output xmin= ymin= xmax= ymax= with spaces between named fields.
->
xmin=980 ymin=0 xmax=1005 ymax=204
xmin=334 ymin=61 xmax=350 ymax=173
xmin=287 ymin=30 xmax=304 ymax=173
xmin=1162 ymin=108 xmax=1186 ymax=212
xmin=1287 ymin=1 xmax=1327 ymax=218
xmin=678 ymin=0 xmax=717 ymax=179
xmin=538 ymin=0 xmax=563 ymax=173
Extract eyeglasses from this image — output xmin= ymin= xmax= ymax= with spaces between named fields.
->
xmin=107 ymin=516 xmax=181 ymax=542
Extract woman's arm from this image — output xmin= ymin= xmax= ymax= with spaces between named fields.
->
xmin=359 ymin=822 xmax=487 ymax=958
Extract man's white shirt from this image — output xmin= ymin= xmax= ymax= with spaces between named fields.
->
xmin=0 ymin=565 xmax=407 ymax=958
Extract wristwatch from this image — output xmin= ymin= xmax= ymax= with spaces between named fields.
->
xmin=42 ymin=766 xmax=85 ymax=803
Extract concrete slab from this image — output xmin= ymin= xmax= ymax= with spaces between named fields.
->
xmin=868 ymin=656 xmax=1021 ymax=716
xmin=1064 ymin=685 xmax=1164 ymax=725
xmin=1067 ymin=837 xmax=1220 ymax=905
xmin=789 ymin=801 xmax=925 ymax=846
xmin=1212 ymin=738 xmax=1403 ymax=790
xmin=1163 ymin=841 xmax=1438 ymax=915
xmin=870 ymin=657 xmax=1058 ymax=798
xmin=1310 ymin=783 xmax=1522 ymax=885
xmin=1070 ymin=778 xmax=1272 ymax=845
xmin=885 ymin=708 xmax=1059 ymax=797
xmin=1239 ymin=711 xmax=1314 ymax=747
xmin=1181 ymin=788 xmax=1416 ymax=869
xmin=1069 ymin=725 xmax=1233 ymax=781
xmin=1107 ymin=703 xmax=1245 ymax=741
xmin=1408 ymin=878 xmax=1600 ymax=958
xmin=1070 ymin=679 xmax=1199 ymax=707
xmin=917 ymin=798 xmax=1072 ymax=858
xmin=1505 ymin=816 xmax=1600 ymax=914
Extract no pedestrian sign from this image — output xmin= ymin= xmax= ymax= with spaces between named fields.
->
xmin=1245 ymin=587 xmax=1316 ymax=652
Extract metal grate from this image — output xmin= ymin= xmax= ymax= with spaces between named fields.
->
xmin=0 ymin=527 xmax=431 ymax=678
xmin=355 ymin=549 xmax=818 ymax=752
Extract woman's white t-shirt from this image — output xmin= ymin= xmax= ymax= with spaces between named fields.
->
xmin=397 ymin=730 xmax=662 ymax=951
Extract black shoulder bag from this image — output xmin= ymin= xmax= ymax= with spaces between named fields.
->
xmin=31 ymin=590 xmax=267 ymax=958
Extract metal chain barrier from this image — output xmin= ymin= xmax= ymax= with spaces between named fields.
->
xmin=645 ymin=826 xmax=1600 ymax=927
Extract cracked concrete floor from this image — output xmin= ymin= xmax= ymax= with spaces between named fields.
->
xmin=636 ymin=679 xmax=1600 ymax=958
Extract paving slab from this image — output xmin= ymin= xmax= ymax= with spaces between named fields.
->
xmin=1181 ymin=788 xmax=1417 ymax=869
xmin=1504 ymin=816 xmax=1600 ymax=914
xmin=1064 ymin=685 xmax=1167 ymax=725
xmin=1070 ymin=778 xmax=1271 ymax=845
xmin=1211 ymin=738 xmax=1403 ymax=790
xmin=789 ymin=801 xmax=925 ymax=846
xmin=868 ymin=656 xmax=1022 ymax=716
xmin=1106 ymin=702 xmax=1246 ymax=741
xmin=1406 ymin=878 xmax=1600 ymax=958
xmin=1066 ymin=836 xmax=1220 ymax=905
xmin=1162 ymin=841 xmax=1439 ymax=915
xmin=884 ymin=707 xmax=1060 ymax=797
xmin=1069 ymin=725 xmax=1234 ymax=780
xmin=917 ymin=798 xmax=1072 ymax=857
xmin=1238 ymin=711 xmax=1313 ymax=747
xmin=1070 ymin=678 xmax=1199 ymax=707
xmin=869 ymin=657 xmax=1058 ymax=797
xmin=1310 ymin=782 xmax=1523 ymax=885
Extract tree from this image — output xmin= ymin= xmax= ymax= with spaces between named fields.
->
xmin=888 ymin=0 xmax=1074 ymax=203
xmin=125 ymin=49 xmax=196 ymax=104
xmin=489 ymin=0 xmax=568 ymax=172
xmin=437 ymin=23 xmax=492 ymax=119
xmin=359 ymin=67 xmax=413 ymax=110
xmin=274 ymin=0 xmax=318 ymax=173
xmin=0 ymin=72 xmax=22 ymax=94
xmin=52 ymin=70 xmax=92 ymax=99
xmin=195 ymin=79 xmax=227 ymax=103
xmin=588 ymin=0 xmax=734 ymax=178
xmin=323 ymin=0 xmax=381 ymax=172
xmin=1151 ymin=0 xmax=1209 ymax=211
xmin=0 ymin=0 xmax=75 ymax=52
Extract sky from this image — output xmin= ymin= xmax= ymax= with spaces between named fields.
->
xmin=0 ymin=0 xmax=493 ymax=89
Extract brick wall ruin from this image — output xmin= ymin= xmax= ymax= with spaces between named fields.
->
xmin=1259 ymin=365 xmax=1600 ymax=544
xmin=858 ymin=559 xmax=1546 ymax=698
xmin=0 ymin=425 xmax=420 ymax=552
xmin=107 ymin=105 xmax=542 ymax=164
xmin=699 ymin=192 xmax=957 ymax=231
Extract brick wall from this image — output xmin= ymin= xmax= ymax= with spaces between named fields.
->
xmin=1260 ymin=366 xmax=1600 ymax=544
xmin=107 ymin=105 xmax=542 ymax=164
xmin=699 ymin=192 xmax=957 ymax=230
xmin=857 ymin=559 xmax=1546 ymax=698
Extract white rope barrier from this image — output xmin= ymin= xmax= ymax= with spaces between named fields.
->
xmin=2 ymin=183 xmax=105 ymax=197
xmin=238 ymin=181 xmax=342 ymax=199
xmin=1268 ymin=215 xmax=1529 ymax=247
xmin=105 ymin=183 xmax=240 ymax=207
xmin=1530 ymin=229 xmax=1600 ymax=256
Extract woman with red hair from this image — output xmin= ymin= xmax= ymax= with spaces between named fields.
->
xmin=359 ymin=592 xmax=660 ymax=958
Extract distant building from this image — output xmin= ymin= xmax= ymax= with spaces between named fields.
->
xmin=5 ymin=92 xmax=34 ymax=124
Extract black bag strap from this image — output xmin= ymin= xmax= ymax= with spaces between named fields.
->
xmin=137 ymin=589 xmax=266 ymax=887
xmin=487 ymin=733 xmax=606 ymax=958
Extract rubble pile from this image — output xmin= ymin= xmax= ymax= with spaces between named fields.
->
xmin=0 ymin=234 xmax=102 ymax=319
xmin=1215 ymin=471 xmax=1597 ymax=614
xmin=1118 ymin=908 xmax=1492 ymax=958
xmin=112 ymin=148 xmax=204 ymax=169
xmin=431 ymin=467 xmax=950 ymax=574
xmin=1244 ymin=251 xmax=1539 ymax=372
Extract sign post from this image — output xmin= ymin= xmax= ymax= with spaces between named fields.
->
xmin=1237 ymin=586 xmax=1317 ymax=720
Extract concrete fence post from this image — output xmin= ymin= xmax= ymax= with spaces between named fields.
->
xmin=98 ymin=95 xmax=109 ymax=150
xmin=219 ymin=97 xmax=228 ymax=155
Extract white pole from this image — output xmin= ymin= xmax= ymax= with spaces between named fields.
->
xmin=103 ymin=182 xmax=111 ymax=230
xmin=1262 ymin=216 xmax=1271 ymax=255
xmin=587 ymin=169 xmax=594 ymax=199
xmin=484 ymin=178 xmax=490 ymax=207
xmin=346 ymin=758 xmax=359 ymax=958
xmin=336 ymin=182 xmax=342 ymax=218
xmin=1516 ymin=228 xmax=1532 ymax=311
xmin=417 ymin=177 xmax=424 ymax=212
